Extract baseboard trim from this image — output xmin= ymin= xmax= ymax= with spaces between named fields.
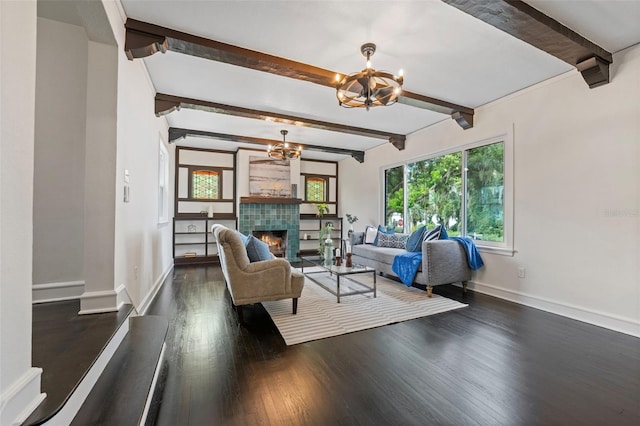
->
xmin=79 ymin=288 xmax=122 ymax=315
xmin=41 ymin=316 xmax=131 ymax=426
xmin=467 ymin=280 xmax=640 ymax=338
xmin=138 ymin=264 xmax=173 ymax=316
xmin=32 ymin=281 xmax=84 ymax=304
xmin=0 ymin=367 xmax=46 ymax=426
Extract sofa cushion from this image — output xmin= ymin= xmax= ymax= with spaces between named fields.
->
xmin=377 ymin=232 xmax=409 ymax=249
xmin=352 ymin=244 xmax=406 ymax=265
xmin=245 ymin=235 xmax=272 ymax=262
xmin=406 ymin=226 xmax=427 ymax=252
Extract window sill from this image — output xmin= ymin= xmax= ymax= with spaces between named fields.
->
xmin=477 ymin=245 xmax=515 ymax=257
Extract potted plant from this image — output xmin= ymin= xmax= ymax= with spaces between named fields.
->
xmin=345 ymin=213 xmax=359 ymax=237
xmin=316 ymin=203 xmax=329 ymax=217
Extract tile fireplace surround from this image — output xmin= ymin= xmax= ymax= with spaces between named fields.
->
xmin=239 ymin=197 xmax=300 ymax=261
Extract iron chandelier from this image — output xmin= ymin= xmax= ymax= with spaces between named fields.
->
xmin=268 ymin=130 xmax=301 ymax=160
xmin=336 ymin=43 xmax=404 ymax=111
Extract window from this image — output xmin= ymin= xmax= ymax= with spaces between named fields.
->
xmin=406 ymin=152 xmax=462 ymax=235
xmin=466 ymin=142 xmax=504 ymax=242
xmin=305 ymin=176 xmax=327 ymax=202
xmin=190 ymin=168 xmax=220 ymax=199
xmin=383 ymin=135 xmax=511 ymax=252
xmin=384 ymin=165 xmax=404 ymax=231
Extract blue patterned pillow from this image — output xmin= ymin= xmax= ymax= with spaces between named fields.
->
xmin=374 ymin=225 xmax=395 ymax=246
xmin=423 ymin=225 xmax=443 ymax=242
xmin=406 ymin=226 xmax=427 ymax=252
xmin=245 ymin=235 xmax=272 ymax=262
xmin=377 ymin=232 xmax=409 ymax=249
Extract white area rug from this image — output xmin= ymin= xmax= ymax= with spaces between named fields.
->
xmin=262 ymin=267 xmax=468 ymax=345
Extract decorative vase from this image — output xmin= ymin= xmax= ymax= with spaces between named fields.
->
xmin=323 ymin=236 xmax=333 ymax=266
xmin=348 ymin=225 xmax=354 ymax=239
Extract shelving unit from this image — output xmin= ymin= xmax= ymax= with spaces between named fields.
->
xmin=297 ymin=215 xmax=343 ymax=257
xmin=173 ymin=214 xmax=237 ymax=265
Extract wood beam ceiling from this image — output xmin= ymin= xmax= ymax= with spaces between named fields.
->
xmin=441 ymin=0 xmax=613 ymax=88
xmin=125 ymin=19 xmax=474 ymax=129
xmin=156 ymin=93 xmax=406 ymax=150
xmin=169 ymin=128 xmax=366 ymax=163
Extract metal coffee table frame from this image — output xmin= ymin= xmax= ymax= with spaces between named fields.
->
xmin=300 ymin=255 xmax=376 ymax=303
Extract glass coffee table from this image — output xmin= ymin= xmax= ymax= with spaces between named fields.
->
xmin=299 ymin=255 xmax=376 ymax=303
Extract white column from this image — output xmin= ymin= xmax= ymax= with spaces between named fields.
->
xmin=0 ymin=1 xmax=46 ymax=424
xmin=79 ymin=41 xmax=120 ymax=314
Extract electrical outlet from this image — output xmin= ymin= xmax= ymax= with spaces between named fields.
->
xmin=134 ymin=266 xmax=139 ymax=280
xmin=518 ymin=267 xmax=526 ymax=278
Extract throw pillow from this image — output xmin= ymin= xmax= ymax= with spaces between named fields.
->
xmin=423 ymin=225 xmax=443 ymax=242
xmin=245 ymin=235 xmax=272 ymax=262
xmin=374 ymin=224 xmax=395 ymax=246
xmin=439 ymin=226 xmax=449 ymax=240
xmin=237 ymin=231 xmax=250 ymax=245
xmin=406 ymin=226 xmax=427 ymax=252
xmin=377 ymin=233 xmax=409 ymax=249
xmin=364 ymin=225 xmax=378 ymax=244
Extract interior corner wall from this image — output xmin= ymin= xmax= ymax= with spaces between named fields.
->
xmin=33 ymin=18 xmax=87 ymax=288
xmin=0 ymin=2 xmax=45 ymax=424
xmin=103 ymin=0 xmax=173 ymax=312
xmin=339 ymin=44 xmax=640 ymax=336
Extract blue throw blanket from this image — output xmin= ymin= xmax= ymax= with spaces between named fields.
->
xmin=391 ymin=237 xmax=484 ymax=286
xmin=449 ymin=237 xmax=484 ymax=270
xmin=392 ymin=251 xmax=422 ymax=287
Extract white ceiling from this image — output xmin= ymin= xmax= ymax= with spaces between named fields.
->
xmin=45 ymin=0 xmax=640 ymax=161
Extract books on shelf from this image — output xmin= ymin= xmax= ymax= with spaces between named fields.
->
xmin=183 ymin=252 xmax=198 ymax=258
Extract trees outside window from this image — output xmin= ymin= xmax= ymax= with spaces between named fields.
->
xmin=466 ymin=142 xmax=504 ymax=242
xmin=384 ymin=140 xmax=505 ymax=244
xmin=384 ymin=165 xmax=404 ymax=231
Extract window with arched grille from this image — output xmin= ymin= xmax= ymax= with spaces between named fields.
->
xmin=305 ymin=176 xmax=327 ymax=202
xmin=191 ymin=169 xmax=220 ymax=199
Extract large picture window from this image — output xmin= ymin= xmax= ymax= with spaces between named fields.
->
xmin=384 ymin=136 xmax=511 ymax=251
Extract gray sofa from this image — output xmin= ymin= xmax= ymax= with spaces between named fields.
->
xmin=350 ymin=231 xmax=471 ymax=296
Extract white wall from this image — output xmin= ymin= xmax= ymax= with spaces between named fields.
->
xmin=33 ymin=18 xmax=87 ymax=289
xmin=80 ymin=38 xmax=119 ymax=314
xmin=103 ymin=0 xmax=173 ymax=313
xmin=0 ymin=2 xmax=45 ymax=424
xmin=340 ymin=44 xmax=640 ymax=337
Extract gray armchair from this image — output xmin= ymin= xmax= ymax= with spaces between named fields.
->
xmin=212 ymin=224 xmax=304 ymax=322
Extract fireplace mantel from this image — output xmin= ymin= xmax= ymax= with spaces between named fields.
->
xmin=240 ymin=197 xmax=302 ymax=205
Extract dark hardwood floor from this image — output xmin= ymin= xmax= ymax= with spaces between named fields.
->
xmin=146 ymin=265 xmax=640 ymax=425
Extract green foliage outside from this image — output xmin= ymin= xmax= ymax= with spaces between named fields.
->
xmin=466 ymin=143 xmax=504 ymax=242
xmin=384 ymin=142 xmax=504 ymax=241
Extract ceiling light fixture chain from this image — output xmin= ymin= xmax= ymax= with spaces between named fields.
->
xmin=267 ymin=130 xmax=302 ymax=160
xmin=336 ymin=43 xmax=404 ymax=111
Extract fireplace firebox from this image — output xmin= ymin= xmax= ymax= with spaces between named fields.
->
xmin=252 ymin=230 xmax=287 ymax=258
